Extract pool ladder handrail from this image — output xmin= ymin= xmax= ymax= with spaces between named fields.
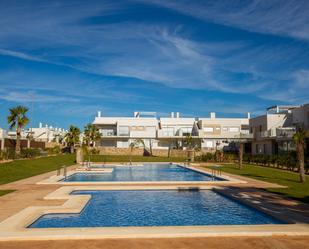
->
xmin=211 ymin=165 xmax=222 ymax=180
xmin=57 ymin=165 xmax=67 ymax=180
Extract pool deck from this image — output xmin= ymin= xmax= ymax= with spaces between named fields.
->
xmin=0 ymin=162 xmax=308 ymax=248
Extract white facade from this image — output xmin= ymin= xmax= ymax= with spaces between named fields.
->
xmin=93 ymin=111 xmax=250 ymax=150
xmin=198 ymin=112 xmax=250 ymax=150
xmin=29 ymin=123 xmax=67 ymax=142
xmin=249 ymin=105 xmax=309 ymax=155
xmin=93 ymin=113 xmax=158 ymax=148
xmin=4 ymin=123 xmax=67 ymax=143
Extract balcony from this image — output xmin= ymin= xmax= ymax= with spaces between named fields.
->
xmin=259 ymin=127 xmax=296 ymax=139
xmin=100 ymin=130 xmax=118 ymax=137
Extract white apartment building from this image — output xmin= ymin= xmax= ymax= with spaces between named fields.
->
xmin=198 ymin=112 xmax=250 ymax=150
xmin=3 ymin=123 xmax=67 ymax=143
xmin=0 ymin=128 xmax=7 ymax=150
xmin=28 ymin=123 xmax=67 ymax=143
xmin=249 ymin=104 xmax=309 ymax=155
xmin=93 ymin=111 xmax=158 ymax=148
xmin=93 ymin=111 xmax=250 ymax=150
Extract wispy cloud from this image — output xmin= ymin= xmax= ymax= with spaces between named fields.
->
xmin=0 ymin=0 xmax=308 ymax=128
xmin=142 ymin=0 xmax=309 ymax=41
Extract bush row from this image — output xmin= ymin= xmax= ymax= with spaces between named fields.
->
xmin=195 ymin=152 xmax=238 ymax=163
xmin=195 ymin=151 xmax=309 ymax=172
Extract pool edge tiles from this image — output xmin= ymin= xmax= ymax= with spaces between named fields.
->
xmin=0 ymin=186 xmax=309 ymax=241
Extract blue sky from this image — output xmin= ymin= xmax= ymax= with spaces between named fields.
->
xmin=0 ymin=0 xmax=309 ymax=129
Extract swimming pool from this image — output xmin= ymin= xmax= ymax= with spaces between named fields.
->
xmin=62 ymin=164 xmax=223 ymax=182
xmin=29 ymin=190 xmax=283 ymax=228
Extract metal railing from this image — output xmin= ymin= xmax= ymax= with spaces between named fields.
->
xmin=57 ymin=165 xmax=67 ymax=180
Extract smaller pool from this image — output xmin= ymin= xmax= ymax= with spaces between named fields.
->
xmin=62 ymin=164 xmax=223 ymax=182
xmin=29 ymin=190 xmax=284 ymax=228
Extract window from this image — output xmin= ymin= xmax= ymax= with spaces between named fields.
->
xmin=222 ymin=127 xmax=228 ymax=131
xmin=118 ymin=126 xmax=129 ymax=136
xmin=181 ymin=127 xmax=192 ymax=136
xmin=229 ymin=127 xmax=239 ymax=132
xmin=205 ymin=140 xmax=213 ymax=148
xmin=203 ymin=127 xmax=214 ymax=132
xmin=162 ymin=127 xmax=174 ymax=136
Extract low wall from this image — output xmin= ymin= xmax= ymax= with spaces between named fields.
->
xmin=95 ymin=147 xmax=203 ymax=157
xmin=3 ymin=139 xmax=45 ymax=150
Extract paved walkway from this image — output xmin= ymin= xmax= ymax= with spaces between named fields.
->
xmin=0 ymin=236 xmax=309 ymax=249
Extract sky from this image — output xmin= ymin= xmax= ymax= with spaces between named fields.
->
xmin=0 ymin=0 xmax=309 ymax=130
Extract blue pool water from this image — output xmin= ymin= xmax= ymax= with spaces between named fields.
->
xmin=29 ymin=190 xmax=283 ymax=228
xmin=63 ymin=164 xmax=222 ymax=182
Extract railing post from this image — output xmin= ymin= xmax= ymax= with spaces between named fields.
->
xmin=63 ymin=165 xmax=67 ymax=179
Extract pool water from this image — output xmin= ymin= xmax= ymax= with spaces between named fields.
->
xmin=63 ymin=164 xmax=222 ymax=182
xmin=29 ymin=190 xmax=283 ymax=228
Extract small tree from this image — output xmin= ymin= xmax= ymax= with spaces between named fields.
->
xmin=238 ymin=142 xmax=244 ymax=169
xmin=65 ymin=125 xmax=81 ymax=153
xmin=83 ymin=123 xmax=101 ymax=147
xmin=129 ymin=139 xmax=144 ymax=165
xmin=7 ymin=106 xmax=29 ymax=155
xmin=293 ymin=128 xmax=307 ymax=183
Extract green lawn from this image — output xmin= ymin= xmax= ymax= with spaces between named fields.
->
xmin=216 ymin=164 xmax=309 ymax=204
xmin=89 ymin=155 xmax=186 ymax=163
xmin=0 ymin=154 xmax=75 ymax=185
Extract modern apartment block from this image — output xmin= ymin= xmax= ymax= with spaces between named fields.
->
xmin=1 ymin=123 xmax=67 ymax=144
xmin=198 ymin=112 xmax=250 ymax=151
xmin=249 ymin=104 xmax=309 ymax=155
xmin=93 ymin=111 xmax=250 ymax=150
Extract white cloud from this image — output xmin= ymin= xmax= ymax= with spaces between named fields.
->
xmin=142 ymin=0 xmax=309 ymax=41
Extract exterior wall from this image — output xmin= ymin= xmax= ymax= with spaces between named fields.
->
xmin=198 ymin=117 xmax=249 ymax=149
xmin=158 ymin=117 xmax=196 ymax=137
xmin=30 ymin=126 xmax=66 ymax=142
xmin=251 ymin=141 xmax=274 ymax=155
xmin=95 ymin=147 xmax=200 ymax=157
xmin=292 ymin=103 xmax=309 ymax=129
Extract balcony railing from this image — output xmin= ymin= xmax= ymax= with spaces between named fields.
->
xmin=100 ymin=130 xmax=117 ymax=137
xmin=259 ymin=127 xmax=296 ymax=139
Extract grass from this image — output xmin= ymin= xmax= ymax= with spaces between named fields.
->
xmin=89 ymin=155 xmax=186 ymax=163
xmin=0 ymin=154 xmax=75 ymax=185
xmin=217 ymin=163 xmax=309 ymax=204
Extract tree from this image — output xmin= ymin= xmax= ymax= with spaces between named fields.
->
xmin=83 ymin=123 xmax=101 ymax=147
xmin=129 ymin=139 xmax=144 ymax=165
xmin=238 ymin=142 xmax=244 ymax=169
xmin=7 ymin=106 xmax=29 ymax=154
xmin=293 ymin=128 xmax=307 ymax=183
xmin=64 ymin=125 xmax=81 ymax=153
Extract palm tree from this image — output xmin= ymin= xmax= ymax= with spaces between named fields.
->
xmin=83 ymin=123 xmax=101 ymax=147
xmin=129 ymin=139 xmax=144 ymax=165
xmin=293 ymin=128 xmax=307 ymax=183
xmin=7 ymin=106 xmax=29 ymax=154
xmin=65 ymin=125 xmax=81 ymax=153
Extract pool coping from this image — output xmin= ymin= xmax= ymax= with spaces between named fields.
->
xmin=0 ymin=185 xmax=309 ymax=241
xmin=36 ymin=163 xmax=247 ymax=186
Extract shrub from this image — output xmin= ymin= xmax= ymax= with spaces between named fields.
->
xmin=90 ymin=148 xmax=100 ymax=155
xmin=195 ymin=152 xmax=214 ymax=162
xmin=224 ymin=153 xmax=237 ymax=163
xmin=20 ymin=148 xmax=41 ymax=158
xmin=47 ymin=145 xmax=61 ymax=155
